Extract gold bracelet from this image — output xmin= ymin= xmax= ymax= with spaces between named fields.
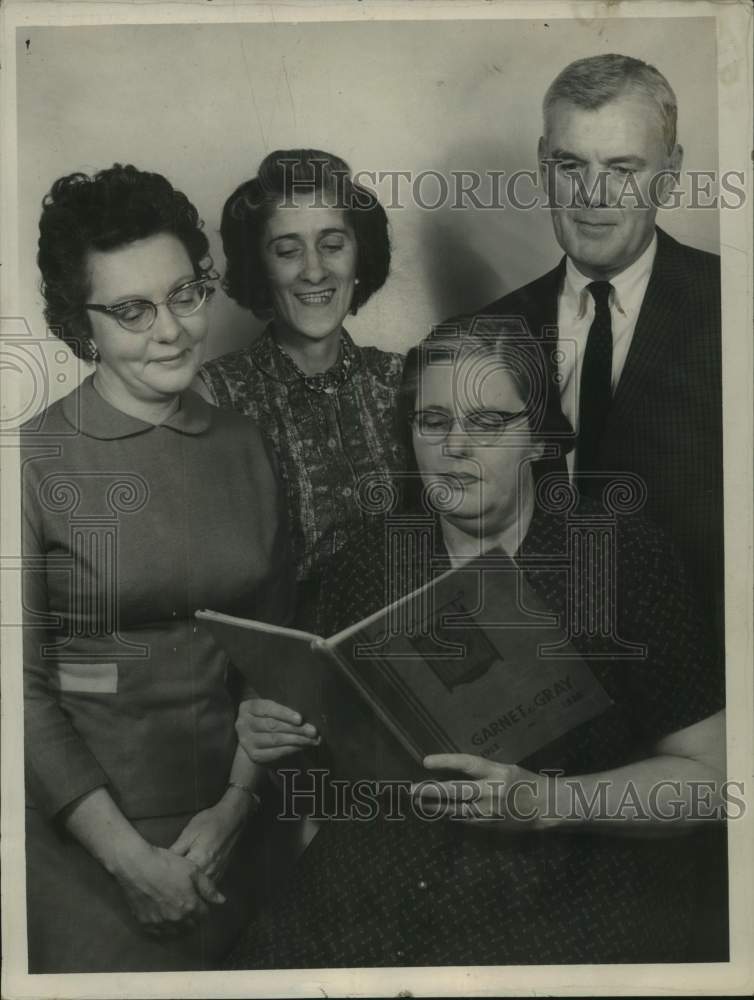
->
xmin=228 ymin=782 xmax=262 ymax=814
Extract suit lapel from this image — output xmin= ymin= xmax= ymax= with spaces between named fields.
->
xmin=483 ymin=260 xmax=564 ymax=338
xmin=529 ymin=260 xmax=563 ymax=339
xmin=610 ymin=229 xmax=686 ymax=419
xmin=529 ymin=261 xmax=574 ymax=467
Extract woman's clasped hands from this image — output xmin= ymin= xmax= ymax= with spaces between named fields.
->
xmin=112 ymin=838 xmax=227 ymax=939
xmin=118 ymin=788 xmax=258 ymax=939
xmin=170 ymin=784 xmax=254 ymax=882
xmin=121 ymin=786 xmax=259 ymax=938
xmin=116 ymin=697 xmax=321 ymax=940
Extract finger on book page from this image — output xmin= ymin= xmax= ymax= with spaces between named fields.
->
xmin=410 ymin=778 xmax=474 ymax=802
xmin=422 ymin=753 xmax=511 ymax=780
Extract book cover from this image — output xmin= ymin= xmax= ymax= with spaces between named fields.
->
xmin=197 ymin=555 xmax=612 ymax=780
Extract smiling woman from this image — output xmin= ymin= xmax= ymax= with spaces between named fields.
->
xmin=196 ymin=149 xmax=406 ymax=618
xmin=23 ymin=164 xmax=294 ymax=972
xmin=263 ymin=203 xmax=358 ymax=346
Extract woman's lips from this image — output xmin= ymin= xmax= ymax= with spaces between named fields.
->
xmin=295 ymin=289 xmax=335 ymax=305
xmin=441 ymin=472 xmax=479 ymax=485
xmin=153 ymin=349 xmax=190 ymax=366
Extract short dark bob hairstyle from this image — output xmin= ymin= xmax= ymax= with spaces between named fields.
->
xmin=38 ymin=163 xmax=212 ymax=360
xmin=220 ymin=148 xmax=391 ymax=319
xmin=396 ymin=315 xmax=574 ymax=513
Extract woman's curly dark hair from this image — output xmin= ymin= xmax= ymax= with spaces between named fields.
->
xmin=221 ymin=149 xmax=391 ymax=319
xmin=38 ymin=163 xmax=213 ymax=359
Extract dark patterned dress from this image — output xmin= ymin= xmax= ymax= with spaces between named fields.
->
xmin=198 ymin=328 xmax=406 ymax=585
xmin=227 ymin=500 xmax=726 ymax=968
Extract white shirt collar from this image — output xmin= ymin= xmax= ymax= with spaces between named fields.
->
xmin=563 ymin=231 xmax=658 ymax=320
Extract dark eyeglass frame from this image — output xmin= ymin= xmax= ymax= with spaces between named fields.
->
xmin=409 ymin=408 xmax=528 ymax=439
xmin=84 ymin=277 xmax=218 ymax=333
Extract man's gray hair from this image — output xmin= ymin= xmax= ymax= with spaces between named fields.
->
xmin=543 ymin=54 xmax=678 ymax=153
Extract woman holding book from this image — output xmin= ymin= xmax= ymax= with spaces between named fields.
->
xmin=230 ymin=317 xmax=726 ymax=966
xmin=22 ymin=164 xmax=292 ymax=972
xmin=195 ymin=149 xmax=406 ymax=620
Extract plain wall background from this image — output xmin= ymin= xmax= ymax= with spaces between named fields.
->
xmin=15 ymin=16 xmax=718 ymax=406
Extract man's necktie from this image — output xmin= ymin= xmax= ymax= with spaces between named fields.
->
xmin=576 ymin=281 xmax=613 ymax=489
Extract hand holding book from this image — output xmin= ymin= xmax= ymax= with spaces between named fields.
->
xmin=413 ymin=753 xmax=556 ymax=833
xmin=237 ymin=699 xmax=320 ymax=765
xmin=412 ymin=711 xmax=727 ymax=837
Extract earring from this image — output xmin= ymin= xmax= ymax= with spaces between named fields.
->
xmin=354 ymin=277 xmax=360 ymax=286
xmin=87 ymin=339 xmax=100 ymax=363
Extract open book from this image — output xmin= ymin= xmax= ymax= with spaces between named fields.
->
xmin=197 ymin=554 xmax=612 ymax=781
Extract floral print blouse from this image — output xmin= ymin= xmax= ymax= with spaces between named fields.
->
xmin=198 ymin=327 xmax=406 ymax=583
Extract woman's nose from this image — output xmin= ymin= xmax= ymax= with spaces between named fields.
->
xmin=443 ymin=423 xmax=474 ymax=457
xmin=300 ymin=247 xmax=327 ymax=284
xmin=152 ymin=304 xmax=183 ymax=341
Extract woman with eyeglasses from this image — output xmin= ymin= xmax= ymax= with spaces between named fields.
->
xmin=229 ymin=318 xmax=726 ymax=967
xmin=22 ymin=164 xmax=293 ymax=972
xmin=196 ymin=149 xmax=406 ymax=623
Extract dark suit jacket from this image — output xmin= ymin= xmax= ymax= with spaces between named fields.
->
xmin=478 ymin=227 xmax=724 ymax=649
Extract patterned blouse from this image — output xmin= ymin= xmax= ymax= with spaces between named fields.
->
xmin=198 ymin=327 xmax=406 ymax=582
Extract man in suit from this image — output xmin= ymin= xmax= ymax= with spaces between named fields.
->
xmin=481 ymin=53 xmax=723 ymax=655
xmin=477 ymin=53 xmax=726 ymax=960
